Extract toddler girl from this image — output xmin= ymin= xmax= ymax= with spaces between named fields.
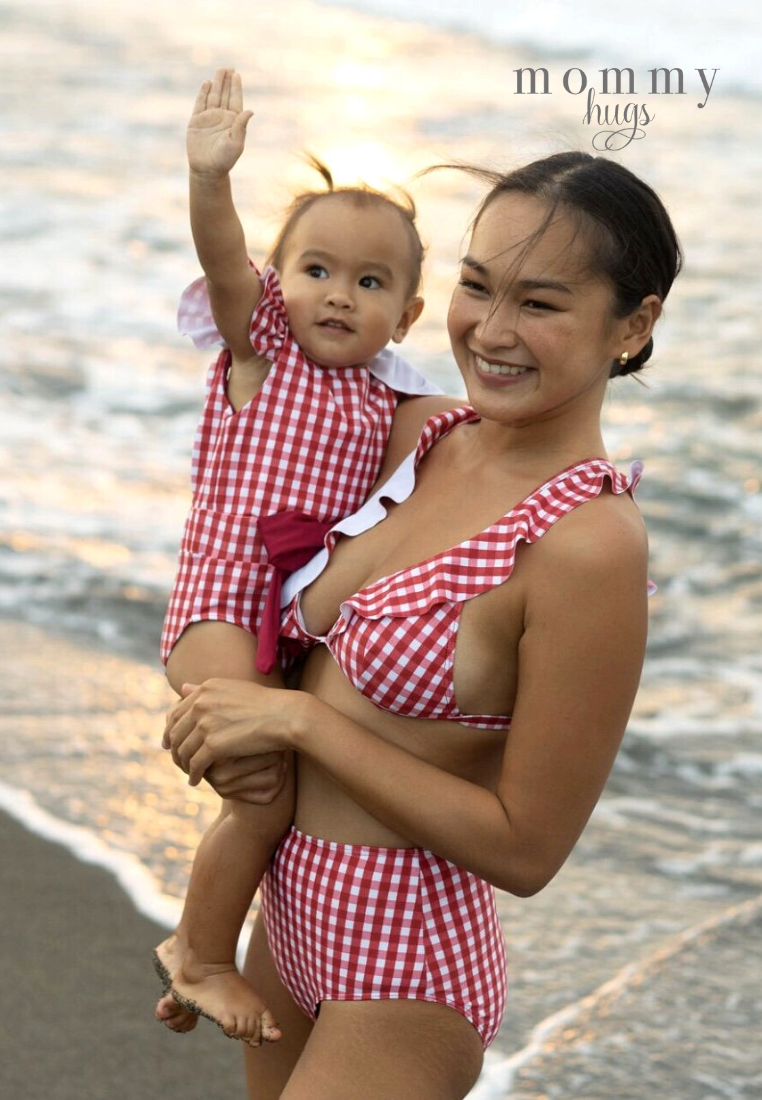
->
xmin=154 ymin=68 xmax=442 ymax=1046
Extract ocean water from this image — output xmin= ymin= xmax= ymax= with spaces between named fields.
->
xmin=1 ymin=1 xmax=761 ymax=1096
xmin=321 ymin=0 xmax=762 ymax=95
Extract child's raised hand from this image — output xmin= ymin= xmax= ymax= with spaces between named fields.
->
xmin=187 ymin=68 xmax=254 ymax=178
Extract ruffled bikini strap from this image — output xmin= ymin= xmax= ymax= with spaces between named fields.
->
xmin=279 ymin=404 xmax=477 ymax=607
xmin=347 ymin=458 xmax=652 ymax=617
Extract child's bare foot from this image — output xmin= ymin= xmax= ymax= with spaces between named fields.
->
xmin=171 ymin=953 xmax=281 ymax=1047
xmin=153 ymin=935 xmax=198 ymax=1033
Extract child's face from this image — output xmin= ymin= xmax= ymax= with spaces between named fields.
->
xmin=277 ymin=197 xmax=423 ymax=368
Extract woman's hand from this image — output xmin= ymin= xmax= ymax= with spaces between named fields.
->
xmin=163 ymin=679 xmax=299 ymax=787
xmin=187 ymin=68 xmax=253 ymax=179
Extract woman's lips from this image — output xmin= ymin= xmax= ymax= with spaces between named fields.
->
xmin=474 ymin=355 xmax=530 ymax=377
xmin=473 ymin=354 xmax=534 ymax=384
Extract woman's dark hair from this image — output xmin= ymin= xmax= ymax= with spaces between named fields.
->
xmin=266 ymin=156 xmax=425 ymax=297
xmin=448 ymin=152 xmax=683 ymax=377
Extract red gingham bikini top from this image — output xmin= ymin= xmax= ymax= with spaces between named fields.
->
xmin=280 ymin=404 xmax=648 ymax=731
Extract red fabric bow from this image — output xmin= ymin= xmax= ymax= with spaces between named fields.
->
xmin=256 ymin=509 xmax=333 ymax=674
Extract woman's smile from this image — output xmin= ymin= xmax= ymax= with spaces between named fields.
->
xmin=472 ymin=354 xmax=535 ymax=382
xmin=447 ymin=192 xmax=628 ymax=422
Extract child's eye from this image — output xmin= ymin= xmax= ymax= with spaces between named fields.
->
xmin=306 ymin=265 xmax=328 ymax=279
xmin=523 ymin=299 xmax=554 ymax=311
xmin=359 ymin=275 xmax=382 ymax=289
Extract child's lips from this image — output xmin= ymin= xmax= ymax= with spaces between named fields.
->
xmin=319 ymin=318 xmax=353 ymax=332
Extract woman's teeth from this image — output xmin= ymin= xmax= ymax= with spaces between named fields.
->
xmin=475 ymin=356 xmax=529 ymax=377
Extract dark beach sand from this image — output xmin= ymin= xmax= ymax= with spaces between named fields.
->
xmin=0 ymin=809 xmax=247 ymax=1100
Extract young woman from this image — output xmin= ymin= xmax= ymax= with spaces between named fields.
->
xmin=163 ymin=151 xmax=682 ymax=1099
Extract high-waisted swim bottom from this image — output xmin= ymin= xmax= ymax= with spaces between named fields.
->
xmin=260 ymin=827 xmax=507 ymax=1047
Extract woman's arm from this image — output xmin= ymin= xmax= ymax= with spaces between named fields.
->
xmin=166 ymin=507 xmax=648 ymax=896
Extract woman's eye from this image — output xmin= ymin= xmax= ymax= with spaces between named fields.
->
xmin=359 ymin=275 xmax=382 ymax=289
xmin=306 ymin=265 xmax=328 ymax=279
xmin=459 ymin=277 xmax=487 ymax=293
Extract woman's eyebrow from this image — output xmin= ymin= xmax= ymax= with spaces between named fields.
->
xmin=460 ymin=254 xmax=488 ymax=275
xmin=460 ymin=256 xmax=573 ymax=295
xmin=515 ymin=278 xmax=573 ymax=295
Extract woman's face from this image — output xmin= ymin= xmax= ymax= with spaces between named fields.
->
xmin=447 ymin=193 xmax=628 ymax=426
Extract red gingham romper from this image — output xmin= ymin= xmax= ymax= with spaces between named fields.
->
xmin=160 ymin=266 xmax=440 ymax=669
xmin=262 ymin=404 xmax=648 ymax=1046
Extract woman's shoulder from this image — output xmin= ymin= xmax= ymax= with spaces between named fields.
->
xmin=526 ymin=484 xmax=649 ymax=603
xmin=373 ymin=394 xmax=464 ymax=483
xmin=561 ymin=486 xmax=647 ymax=556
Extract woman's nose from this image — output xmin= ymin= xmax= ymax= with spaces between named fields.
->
xmin=474 ymin=306 xmax=519 ymax=349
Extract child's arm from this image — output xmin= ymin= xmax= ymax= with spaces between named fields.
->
xmin=187 ymin=68 xmax=262 ymax=363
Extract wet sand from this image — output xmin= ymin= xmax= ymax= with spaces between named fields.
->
xmin=0 ymin=806 xmax=249 ymax=1100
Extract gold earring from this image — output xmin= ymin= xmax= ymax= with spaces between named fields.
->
xmin=618 ymin=351 xmax=629 ymax=367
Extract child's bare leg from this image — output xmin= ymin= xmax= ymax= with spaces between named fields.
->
xmin=170 ymin=783 xmax=293 ymax=1043
xmin=155 ymin=621 xmax=293 ymax=1044
xmin=153 ymin=802 xmax=227 ymax=1034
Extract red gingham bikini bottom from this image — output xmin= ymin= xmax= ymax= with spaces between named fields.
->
xmin=260 ymin=827 xmax=507 ymax=1048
